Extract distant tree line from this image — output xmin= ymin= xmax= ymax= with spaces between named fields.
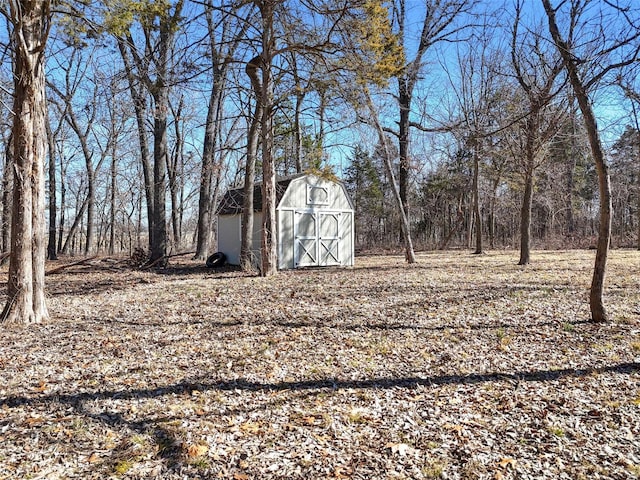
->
xmin=345 ymin=105 xmax=639 ymax=252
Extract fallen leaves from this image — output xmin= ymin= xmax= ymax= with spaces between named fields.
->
xmin=0 ymin=250 xmax=639 ymax=479
xmin=186 ymin=443 xmax=209 ymax=458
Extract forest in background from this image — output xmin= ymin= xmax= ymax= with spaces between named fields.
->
xmin=0 ymin=0 xmax=639 ymax=262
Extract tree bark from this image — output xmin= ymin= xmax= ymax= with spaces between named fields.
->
xmin=194 ymin=2 xmax=223 ymax=260
xmin=543 ymin=0 xmax=611 ymax=323
xmin=518 ymin=166 xmax=533 ymax=265
xmin=109 ymin=129 xmax=117 ymax=255
xmin=194 ymin=82 xmax=221 ymax=260
xmin=2 ymin=133 xmax=13 ymax=259
xmin=117 ymin=38 xmax=153 ymax=253
xmin=257 ymin=0 xmax=278 ymax=276
xmin=57 ymin=159 xmax=66 ymax=254
xmin=46 ymin=115 xmax=57 ymax=259
xmin=241 ymin=56 xmax=263 ymax=272
xmin=472 ymin=141 xmax=483 ymax=254
xmin=398 ymin=85 xmax=411 ymax=221
xmin=365 ymin=92 xmax=416 ymax=263
xmin=150 ymin=89 xmax=168 ymax=265
xmin=2 ymin=0 xmax=51 ymax=324
xmin=168 ymin=98 xmax=184 ymax=251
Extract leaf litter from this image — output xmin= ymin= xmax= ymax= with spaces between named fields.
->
xmin=0 ymin=250 xmax=639 ymax=479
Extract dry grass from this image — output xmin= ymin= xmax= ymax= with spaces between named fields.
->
xmin=0 ymin=249 xmax=639 ymax=479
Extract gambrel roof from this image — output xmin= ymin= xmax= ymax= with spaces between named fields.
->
xmin=216 ymin=174 xmax=305 ymax=215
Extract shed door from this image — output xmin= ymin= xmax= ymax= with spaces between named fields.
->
xmin=294 ymin=211 xmax=342 ymax=267
xmin=294 ymin=211 xmax=317 ymax=267
xmin=318 ymin=212 xmax=340 ymax=266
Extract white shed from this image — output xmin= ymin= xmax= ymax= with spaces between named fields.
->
xmin=216 ymin=173 xmax=355 ymax=270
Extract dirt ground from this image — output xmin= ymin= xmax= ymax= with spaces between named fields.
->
xmin=0 ymin=250 xmax=638 ymax=479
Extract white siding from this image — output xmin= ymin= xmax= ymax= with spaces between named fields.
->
xmin=217 ymin=214 xmax=241 ymax=265
xmin=278 ymin=209 xmax=295 ymax=269
xmin=217 ymin=213 xmax=262 ymax=266
xmin=278 ymin=176 xmax=353 ymax=212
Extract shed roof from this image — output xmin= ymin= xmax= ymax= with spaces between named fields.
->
xmin=216 ymin=174 xmax=304 ymax=215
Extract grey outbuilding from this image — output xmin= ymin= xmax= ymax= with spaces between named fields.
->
xmin=216 ymin=173 xmax=355 ymax=270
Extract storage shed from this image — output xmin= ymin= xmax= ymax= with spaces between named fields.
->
xmin=216 ymin=173 xmax=355 ymax=270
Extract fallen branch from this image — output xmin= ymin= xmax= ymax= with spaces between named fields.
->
xmin=139 ymin=251 xmax=198 ymax=270
xmin=168 ymin=251 xmax=196 ymax=258
xmin=45 ymin=256 xmax=99 ymax=275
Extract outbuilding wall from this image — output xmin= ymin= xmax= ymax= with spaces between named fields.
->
xmin=217 ymin=174 xmax=354 ymax=270
xmin=217 ymin=212 xmax=262 ymax=266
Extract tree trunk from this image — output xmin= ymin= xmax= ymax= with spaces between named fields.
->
xmin=150 ymin=94 xmax=168 ymax=265
xmin=46 ymin=116 xmax=57 ymax=259
xmin=194 ymin=82 xmax=221 ymax=260
xmin=241 ymin=56 xmax=263 ymax=272
xmin=60 ymin=195 xmax=88 ymax=255
xmin=57 ymin=159 xmax=66 ymax=254
xmin=543 ymin=0 xmax=611 ymax=323
xmin=489 ymin=176 xmax=500 ymax=249
xmin=2 ymin=134 xmax=13 ymax=259
xmin=258 ymin=1 xmax=278 ymax=277
xmin=518 ymin=166 xmax=533 ymax=265
xmin=472 ymin=143 xmax=483 ymax=254
xmin=398 ymin=84 xmax=411 ymax=224
xmin=294 ymin=89 xmax=304 ymax=173
xmin=260 ymin=72 xmax=277 ymax=275
xmin=2 ymin=0 xmax=51 ymax=324
xmin=168 ymin=98 xmax=184 ymax=251
xmin=117 ymin=39 xmax=153 ymax=253
xmin=109 ymin=138 xmax=117 ymax=255
xmin=637 ymin=131 xmax=640 ymax=250
xmin=85 ymin=166 xmax=95 ymax=254
xmin=365 ymin=92 xmax=416 ymax=263
xmin=565 ymin=152 xmax=576 ymax=236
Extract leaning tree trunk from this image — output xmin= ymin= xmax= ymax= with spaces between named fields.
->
xmin=365 ymin=92 xmax=416 ymax=263
xmin=544 ymin=0 xmax=611 ymax=323
xmin=2 ymin=0 xmax=51 ymax=324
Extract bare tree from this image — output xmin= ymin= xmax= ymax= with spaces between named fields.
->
xmin=109 ymin=0 xmax=185 ymax=265
xmin=194 ymin=0 xmax=249 ymax=260
xmin=2 ymin=0 xmax=51 ymax=324
xmin=617 ymin=78 xmax=640 ymax=250
xmin=48 ymin=46 xmax=111 ymax=255
xmin=392 ymin=0 xmax=477 ymax=223
xmin=542 ymin=0 xmax=640 ymax=322
xmin=364 ymin=90 xmax=416 ymax=262
xmin=511 ymin=1 xmax=564 ymax=265
xmin=447 ymin=27 xmax=507 ymax=255
xmin=45 ymin=112 xmax=58 ymax=259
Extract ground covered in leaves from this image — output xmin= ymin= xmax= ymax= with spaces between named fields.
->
xmin=0 ymin=250 xmax=639 ymax=480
